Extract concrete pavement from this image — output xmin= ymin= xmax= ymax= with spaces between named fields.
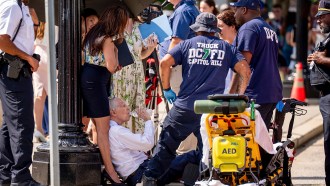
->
xmin=281 ymin=99 xmax=323 ymax=149
xmin=292 ymin=135 xmax=325 ymax=185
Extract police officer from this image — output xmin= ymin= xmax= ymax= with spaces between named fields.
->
xmin=142 ymin=12 xmax=251 ymax=185
xmin=230 ymin=0 xmax=283 ymax=129
xmin=307 ymin=0 xmax=330 ymax=184
xmin=0 ymin=0 xmax=39 ymax=185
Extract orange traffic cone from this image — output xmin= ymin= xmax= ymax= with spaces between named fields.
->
xmin=290 ymin=62 xmax=306 ymax=102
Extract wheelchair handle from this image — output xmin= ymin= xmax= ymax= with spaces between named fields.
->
xmin=286 ymin=98 xmax=307 ymax=139
xmin=283 ymin=98 xmax=308 ymax=107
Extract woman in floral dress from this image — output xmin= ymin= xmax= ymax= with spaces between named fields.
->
xmin=112 ymin=18 xmax=157 ymax=133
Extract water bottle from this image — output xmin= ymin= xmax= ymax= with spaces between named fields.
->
xmin=250 ymin=99 xmax=255 ymax=121
xmin=130 ymin=109 xmax=153 ymax=118
xmin=130 ymin=111 xmax=138 ymax=118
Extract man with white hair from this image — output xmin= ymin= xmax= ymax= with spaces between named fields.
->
xmin=108 ymin=98 xmax=199 ymax=186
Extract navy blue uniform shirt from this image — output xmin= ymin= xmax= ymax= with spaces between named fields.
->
xmin=159 ymin=0 xmax=199 ymax=59
xmin=169 ymin=35 xmax=244 ymax=110
xmin=235 ymin=17 xmax=283 ymax=104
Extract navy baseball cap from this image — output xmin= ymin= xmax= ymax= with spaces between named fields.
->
xmin=315 ymin=0 xmax=330 ymax=17
xmin=230 ymin=0 xmax=262 ymax=10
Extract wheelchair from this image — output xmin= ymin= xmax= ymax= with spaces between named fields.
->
xmin=194 ymin=94 xmax=307 ymax=186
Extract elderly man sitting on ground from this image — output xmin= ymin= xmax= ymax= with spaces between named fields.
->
xmin=107 ymin=97 xmax=200 ymax=186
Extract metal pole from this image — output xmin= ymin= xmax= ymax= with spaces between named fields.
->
xmin=33 ymin=0 xmax=101 ymax=185
xmin=296 ymin=0 xmax=310 ymax=69
xmin=45 ymin=0 xmax=60 ymax=185
xmin=152 ymin=50 xmax=169 ymax=113
xmin=296 ymin=0 xmax=319 ymax=98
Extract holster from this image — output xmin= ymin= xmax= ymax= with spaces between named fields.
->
xmin=2 ymin=53 xmax=31 ymax=79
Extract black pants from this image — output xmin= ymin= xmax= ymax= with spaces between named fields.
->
xmin=145 ymin=105 xmax=202 ymax=179
xmin=257 ymin=103 xmax=277 ymax=130
xmin=256 ymin=102 xmax=277 ymax=175
xmin=0 ymin=64 xmax=34 ymax=184
xmin=320 ymin=93 xmax=330 ymax=185
xmin=126 ymin=151 xmax=200 ymax=186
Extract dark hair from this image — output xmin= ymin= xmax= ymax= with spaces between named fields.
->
xmin=200 ymin=0 xmax=219 ymax=16
xmin=272 ymin=4 xmax=282 ymax=9
xmin=280 ymin=11 xmax=296 ymax=36
xmin=217 ymin=9 xmax=238 ymax=31
xmin=83 ymin=4 xmax=129 ymax=55
xmin=81 ymin=8 xmax=99 ymax=19
xmin=22 ymin=0 xmax=29 ymax=5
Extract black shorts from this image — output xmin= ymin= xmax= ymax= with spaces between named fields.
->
xmin=81 ymin=63 xmax=111 ymax=118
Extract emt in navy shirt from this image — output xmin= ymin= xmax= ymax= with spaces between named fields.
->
xmin=142 ymin=13 xmax=251 ymax=185
xmin=231 ymin=0 xmax=283 ymax=129
xmin=159 ymin=0 xmax=199 ymax=59
xmin=159 ymin=0 xmax=200 ymax=158
xmin=158 ymin=0 xmax=199 ymax=105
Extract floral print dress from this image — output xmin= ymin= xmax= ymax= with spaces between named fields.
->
xmin=111 ymin=22 xmax=146 ymax=133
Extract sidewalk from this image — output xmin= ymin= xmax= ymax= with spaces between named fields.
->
xmin=281 ymin=99 xmax=323 ymax=148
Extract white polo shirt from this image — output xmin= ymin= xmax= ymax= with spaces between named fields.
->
xmin=0 ymin=0 xmax=34 ymax=55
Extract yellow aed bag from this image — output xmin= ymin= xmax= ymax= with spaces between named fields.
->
xmin=212 ymin=136 xmax=246 ymax=172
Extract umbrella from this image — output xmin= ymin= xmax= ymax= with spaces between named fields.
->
xmin=28 ymin=0 xmax=156 ymax=23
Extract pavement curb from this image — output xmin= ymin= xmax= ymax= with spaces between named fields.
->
xmin=290 ymin=114 xmax=323 ymax=148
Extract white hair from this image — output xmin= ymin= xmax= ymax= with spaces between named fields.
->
xmin=109 ymin=97 xmax=119 ymax=111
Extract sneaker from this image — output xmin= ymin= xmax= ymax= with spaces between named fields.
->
xmin=34 ymin=130 xmax=47 ymax=143
xmin=141 ymin=175 xmax=157 ymax=186
xmin=10 ymin=179 xmax=42 ymax=186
